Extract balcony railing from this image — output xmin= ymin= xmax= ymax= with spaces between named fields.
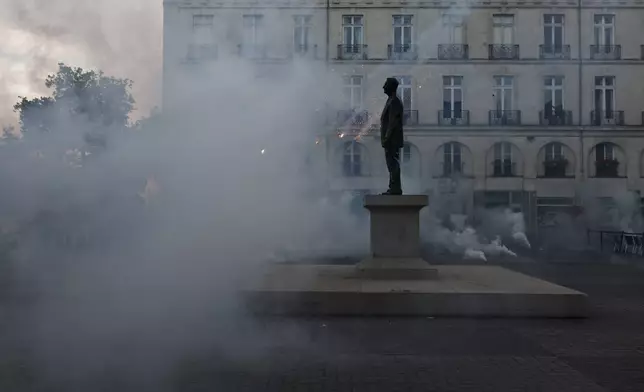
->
xmin=387 ymin=44 xmax=418 ymax=60
xmin=543 ymin=159 xmax=570 ymax=178
xmin=186 ymin=44 xmax=218 ymax=62
xmin=595 ymin=159 xmax=620 ymax=178
xmin=489 ymin=110 xmax=521 ymax=126
xmin=438 ymin=110 xmax=470 ymax=126
xmin=335 ymin=109 xmax=370 ymax=126
xmin=590 ymin=45 xmax=621 ymax=60
xmin=438 ymin=44 xmax=469 ymax=60
xmin=337 ymin=44 xmax=368 ymax=60
xmin=492 ymin=160 xmax=516 ymax=177
xmin=539 ymin=45 xmax=571 ymax=60
xmin=292 ymin=44 xmax=318 ymax=58
xmin=488 ymin=44 xmax=520 ymax=60
xmin=442 ymin=161 xmax=464 ymax=177
xmin=238 ymin=44 xmax=267 ymax=59
xmin=403 ymin=110 xmax=419 ymax=125
xmin=590 ymin=110 xmax=625 ymax=126
xmin=539 ymin=110 xmax=573 ymax=126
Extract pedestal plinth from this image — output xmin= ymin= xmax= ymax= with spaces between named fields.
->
xmin=356 ymin=194 xmax=437 ymax=280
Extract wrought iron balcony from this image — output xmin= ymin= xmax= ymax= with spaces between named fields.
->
xmin=186 ymin=44 xmax=218 ymax=62
xmin=590 ymin=110 xmax=625 ymax=126
xmin=403 ymin=110 xmax=419 ymax=125
xmin=488 ymin=44 xmax=520 ymax=60
xmin=543 ymin=159 xmax=569 ymax=178
xmin=489 ymin=110 xmax=521 ymax=126
xmin=539 ymin=45 xmax=571 ymax=60
xmin=539 ymin=110 xmax=573 ymax=126
xmin=595 ymin=159 xmax=620 ymax=178
xmin=437 ymin=44 xmax=469 ymax=60
xmin=335 ymin=109 xmax=370 ymax=126
xmin=442 ymin=161 xmax=464 ymax=177
xmin=590 ymin=45 xmax=621 ymax=60
xmin=337 ymin=44 xmax=368 ymax=60
xmin=387 ymin=44 xmax=418 ymax=60
xmin=238 ymin=44 xmax=267 ymax=59
xmin=438 ymin=110 xmax=470 ymax=126
xmin=292 ymin=44 xmax=318 ymax=58
xmin=492 ymin=160 xmax=516 ymax=177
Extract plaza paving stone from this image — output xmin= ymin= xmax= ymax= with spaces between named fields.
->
xmin=2 ymin=260 xmax=644 ymax=391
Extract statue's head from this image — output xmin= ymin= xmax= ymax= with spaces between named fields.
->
xmin=383 ymin=77 xmax=399 ymax=96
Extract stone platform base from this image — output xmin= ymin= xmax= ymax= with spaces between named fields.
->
xmin=243 ymin=264 xmax=589 ymax=318
xmin=356 ymin=258 xmax=438 ymax=280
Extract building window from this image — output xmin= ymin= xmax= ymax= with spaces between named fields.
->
xmin=443 ymin=142 xmax=462 ymax=176
xmin=594 ymin=76 xmax=615 ymax=120
xmin=242 ymin=15 xmax=263 ymax=46
xmin=442 ymin=76 xmax=463 ymax=118
xmin=594 ymin=14 xmax=614 ymax=47
xmin=193 ymin=15 xmax=214 ymax=44
xmin=544 ymin=76 xmax=564 ymax=118
xmin=392 ymin=15 xmax=413 ymax=49
xmin=293 ymin=15 xmax=312 ymax=53
xmin=401 ymin=142 xmax=417 ymax=177
xmin=595 ymin=143 xmax=619 ymax=177
xmin=343 ymin=141 xmax=364 ymax=177
xmin=342 ymin=75 xmax=363 ymax=110
xmin=395 ymin=76 xmax=413 ymax=109
xmin=493 ymin=15 xmax=514 ymax=44
xmin=493 ymin=76 xmax=514 ymax=112
xmin=596 ymin=143 xmax=615 ymax=161
xmin=544 ymin=142 xmax=569 ymax=177
xmin=190 ymin=15 xmax=216 ymax=60
xmin=443 ymin=15 xmax=464 ymax=44
xmin=546 ymin=142 xmax=564 ymax=161
xmin=343 ymin=15 xmax=363 ymax=46
xmin=543 ymin=14 xmax=564 ymax=51
xmin=493 ymin=142 xmax=514 ymax=177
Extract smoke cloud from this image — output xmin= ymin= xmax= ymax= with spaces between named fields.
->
xmin=0 ymin=0 xmax=162 ymax=124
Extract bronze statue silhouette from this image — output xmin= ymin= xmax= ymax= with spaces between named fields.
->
xmin=380 ymin=77 xmax=404 ymax=195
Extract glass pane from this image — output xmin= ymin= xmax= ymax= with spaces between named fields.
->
xmin=503 ymin=90 xmax=512 ymax=111
xmin=604 ymin=28 xmax=612 ymax=46
xmin=605 ymin=89 xmax=613 ymax=113
xmin=354 ymin=27 xmax=362 ymax=44
xmin=554 ymin=26 xmax=562 ymax=47
xmin=544 ymin=90 xmax=552 ymax=107
xmin=454 ymin=88 xmax=462 ymax=103
xmin=594 ymin=26 xmax=601 ymax=45
xmin=443 ymin=89 xmax=452 ymax=112
xmin=594 ymin=89 xmax=602 ymax=111
xmin=344 ymin=27 xmax=351 ymax=44
xmin=554 ymin=89 xmax=563 ymax=107
xmin=403 ymin=27 xmax=412 ymax=44
xmin=544 ymin=26 xmax=552 ymax=46
xmin=394 ymin=28 xmax=401 ymax=46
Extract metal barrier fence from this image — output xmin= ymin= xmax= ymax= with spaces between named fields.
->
xmin=587 ymin=229 xmax=644 ymax=255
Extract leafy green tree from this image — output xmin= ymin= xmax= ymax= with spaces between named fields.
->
xmin=13 ymin=63 xmax=135 ymax=150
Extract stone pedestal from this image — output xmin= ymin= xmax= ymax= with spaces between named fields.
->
xmin=356 ymin=194 xmax=437 ymax=280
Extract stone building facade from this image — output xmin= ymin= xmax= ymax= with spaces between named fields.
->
xmin=162 ymin=0 xmax=644 ymax=235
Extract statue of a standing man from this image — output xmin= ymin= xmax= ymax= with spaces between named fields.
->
xmin=380 ymin=77 xmax=404 ymax=195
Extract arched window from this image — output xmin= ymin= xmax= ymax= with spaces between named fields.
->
xmin=401 ymin=142 xmax=420 ymax=177
xmin=492 ymin=142 xmax=515 ymax=177
xmin=443 ymin=142 xmax=462 ymax=176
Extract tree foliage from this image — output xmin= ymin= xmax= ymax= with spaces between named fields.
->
xmin=13 ymin=63 xmax=135 ymax=140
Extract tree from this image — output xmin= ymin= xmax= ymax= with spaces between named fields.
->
xmin=13 ymin=63 xmax=135 ymax=150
